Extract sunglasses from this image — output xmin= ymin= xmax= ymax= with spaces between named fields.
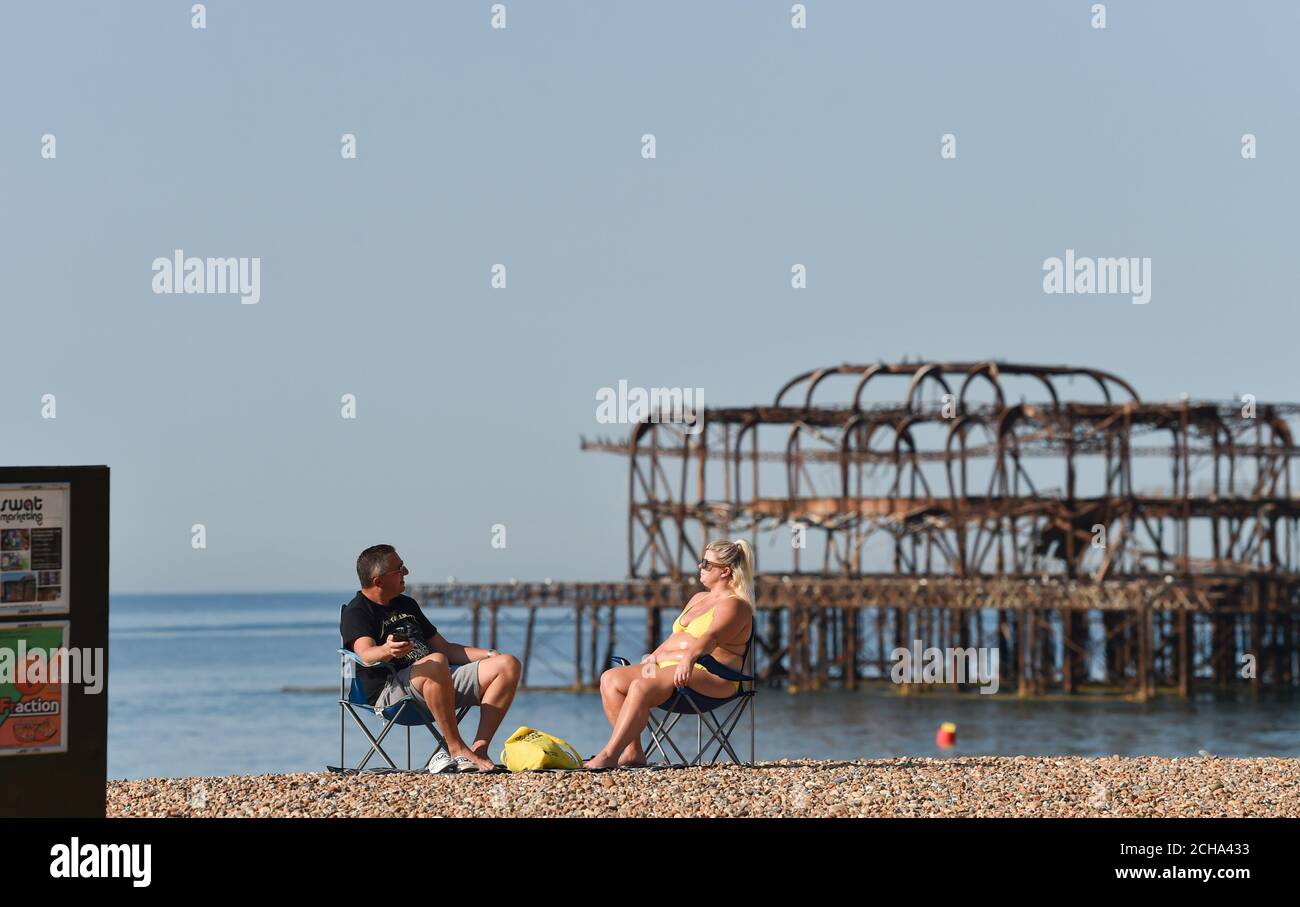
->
xmin=698 ymin=558 xmax=728 ymax=572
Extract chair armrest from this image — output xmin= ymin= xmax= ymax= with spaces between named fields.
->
xmin=697 ymin=654 xmax=753 ymax=683
xmin=338 ymin=647 xmax=397 ymax=676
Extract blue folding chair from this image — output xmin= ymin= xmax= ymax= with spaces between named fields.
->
xmin=611 ymin=636 xmax=756 ymax=767
xmin=333 ymin=606 xmax=469 ymax=772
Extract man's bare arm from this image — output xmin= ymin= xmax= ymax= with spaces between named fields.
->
xmin=429 ymin=632 xmax=495 ymax=663
xmin=352 ymin=635 xmax=411 ymax=664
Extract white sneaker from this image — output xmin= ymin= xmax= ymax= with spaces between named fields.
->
xmin=426 ymin=749 xmax=456 ymax=774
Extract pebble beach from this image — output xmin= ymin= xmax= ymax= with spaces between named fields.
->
xmin=107 ymin=756 xmax=1300 ymax=818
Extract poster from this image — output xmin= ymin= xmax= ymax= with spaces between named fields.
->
xmin=0 ymin=483 xmax=70 ymax=617
xmin=0 ymin=621 xmax=69 ymax=757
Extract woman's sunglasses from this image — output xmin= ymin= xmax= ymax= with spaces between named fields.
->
xmin=698 ymin=558 xmax=727 ymax=572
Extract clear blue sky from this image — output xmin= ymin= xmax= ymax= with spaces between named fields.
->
xmin=2 ymin=1 xmax=1296 ymax=593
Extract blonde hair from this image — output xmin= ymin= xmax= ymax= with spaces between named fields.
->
xmin=704 ymin=538 xmax=756 ymax=612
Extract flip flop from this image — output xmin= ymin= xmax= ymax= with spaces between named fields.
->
xmin=452 ymin=755 xmax=482 ymax=773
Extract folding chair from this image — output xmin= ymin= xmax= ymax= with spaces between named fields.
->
xmin=333 ymin=606 xmax=469 ymax=772
xmin=610 ymin=636 xmax=756 ymax=767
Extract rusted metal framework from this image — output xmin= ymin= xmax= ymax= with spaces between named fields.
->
xmin=563 ymin=360 xmax=1300 ymax=696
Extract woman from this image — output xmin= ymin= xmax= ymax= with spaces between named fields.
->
xmin=584 ymin=538 xmax=755 ymax=769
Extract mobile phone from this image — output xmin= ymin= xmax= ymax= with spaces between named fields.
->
xmin=390 ymin=630 xmax=410 ymax=643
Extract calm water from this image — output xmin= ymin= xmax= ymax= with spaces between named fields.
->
xmin=108 ymin=593 xmax=1300 ymax=779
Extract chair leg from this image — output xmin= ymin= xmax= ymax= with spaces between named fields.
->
xmin=694 ymin=713 xmax=723 ymax=766
xmin=647 ymin=710 xmax=690 ymax=765
xmin=425 ymin=720 xmax=446 ymax=746
xmin=356 ymin=717 xmax=401 ymax=771
xmin=644 ymin=715 xmax=672 ymax=763
xmin=699 ymin=703 xmax=747 ymax=765
xmin=342 ymin=704 xmax=397 ymax=770
xmin=342 ymin=699 xmax=477 ymax=773
xmin=724 ymin=701 xmax=753 ymax=764
xmin=645 ymin=712 xmax=669 ymax=762
xmin=688 ymin=710 xmax=724 ymax=766
xmin=669 ymin=694 xmax=751 ymax=766
xmin=339 ymin=656 xmax=346 ymax=769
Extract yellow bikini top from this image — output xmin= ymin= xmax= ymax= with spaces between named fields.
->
xmin=673 ymin=605 xmax=716 ymax=639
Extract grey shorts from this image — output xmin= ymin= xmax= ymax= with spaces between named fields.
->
xmin=375 ymin=661 xmax=481 ymax=714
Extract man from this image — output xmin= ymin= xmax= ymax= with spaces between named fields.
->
xmin=341 ymin=544 xmax=520 ymax=772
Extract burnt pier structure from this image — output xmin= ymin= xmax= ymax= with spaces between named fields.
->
xmin=413 ymin=361 xmax=1300 ymax=697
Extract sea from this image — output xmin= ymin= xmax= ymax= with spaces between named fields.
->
xmin=109 ymin=593 xmax=1300 ymax=780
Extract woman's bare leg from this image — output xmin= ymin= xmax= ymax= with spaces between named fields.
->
xmin=598 ymin=665 xmax=651 ymax=765
xmin=598 ymin=666 xmax=629 ymax=727
xmin=585 ymin=669 xmax=677 ymax=768
xmin=598 ymin=665 xmax=660 ymax=764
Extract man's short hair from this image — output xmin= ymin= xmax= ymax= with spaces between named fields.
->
xmin=357 ymin=544 xmax=397 ymax=587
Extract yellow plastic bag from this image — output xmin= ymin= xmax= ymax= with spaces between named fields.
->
xmin=499 ymin=726 xmax=583 ymax=772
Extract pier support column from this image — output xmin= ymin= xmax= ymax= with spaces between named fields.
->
xmin=521 ymin=605 xmax=536 ymax=688
xmin=1018 ymin=611 xmax=1030 ymax=697
xmin=573 ymin=600 xmax=583 ymax=692
xmin=1137 ymin=607 xmax=1151 ymax=702
xmin=845 ymin=607 xmax=859 ymax=690
xmin=1178 ymin=610 xmax=1189 ymax=697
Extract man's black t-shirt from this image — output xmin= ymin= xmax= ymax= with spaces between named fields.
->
xmin=340 ymin=592 xmax=438 ymax=703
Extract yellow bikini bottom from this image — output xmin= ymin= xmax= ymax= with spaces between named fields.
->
xmin=656 ymin=660 xmax=740 ymax=692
